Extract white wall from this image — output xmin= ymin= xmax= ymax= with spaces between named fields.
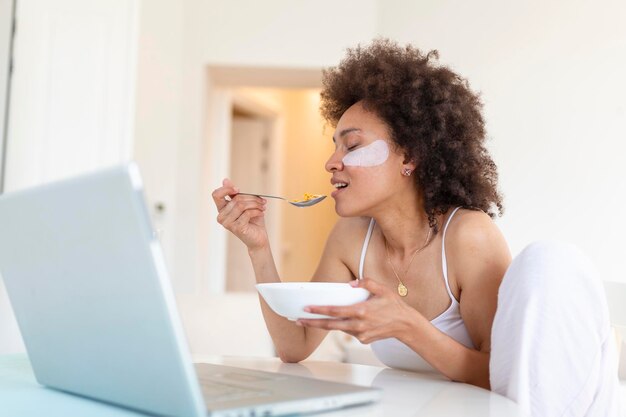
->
xmin=133 ymin=0 xmax=185 ymax=290
xmin=136 ymin=0 xmax=626 ymax=298
xmin=4 ymin=0 xmax=137 ymax=191
xmin=194 ymin=0 xmax=378 ymax=68
xmin=377 ymin=0 xmax=626 ymax=281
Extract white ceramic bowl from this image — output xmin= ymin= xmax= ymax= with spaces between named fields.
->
xmin=255 ymin=282 xmax=370 ymax=321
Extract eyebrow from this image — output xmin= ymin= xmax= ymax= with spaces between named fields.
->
xmin=332 ymin=128 xmax=362 ymax=143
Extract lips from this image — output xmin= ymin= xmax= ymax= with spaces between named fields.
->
xmin=330 ymin=178 xmax=349 ymax=198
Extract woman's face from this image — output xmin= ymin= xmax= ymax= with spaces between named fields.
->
xmin=325 ymin=102 xmax=412 ymax=217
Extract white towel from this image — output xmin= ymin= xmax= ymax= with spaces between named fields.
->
xmin=490 ymin=241 xmax=622 ymax=416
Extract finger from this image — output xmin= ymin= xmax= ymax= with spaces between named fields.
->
xmin=231 ymin=210 xmax=252 ymax=235
xmin=297 ymin=319 xmax=377 ymax=344
xmin=212 ymin=180 xmax=239 ymax=210
xmin=219 ymin=202 xmax=264 ymax=230
xmin=244 ymin=209 xmax=265 ymax=219
xmin=354 ymin=277 xmax=387 ymax=296
xmin=350 ymin=331 xmax=377 ymax=345
xmin=297 ymin=318 xmax=358 ymax=332
xmin=304 ymin=304 xmax=366 ymax=319
xmin=218 ymin=199 xmax=265 ymax=228
xmin=231 ymin=209 xmax=264 ymax=235
xmin=232 ymin=193 xmax=267 ymax=206
xmin=296 ymin=318 xmax=336 ymax=330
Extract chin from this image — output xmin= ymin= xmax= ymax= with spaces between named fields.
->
xmin=333 ymin=200 xmax=368 ymax=218
xmin=333 ymin=200 xmax=350 ymax=217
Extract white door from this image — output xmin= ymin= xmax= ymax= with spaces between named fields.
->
xmin=226 ymin=116 xmax=272 ymax=292
xmin=3 ymin=0 xmax=137 ymax=191
xmin=0 ymin=0 xmax=137 ymax=354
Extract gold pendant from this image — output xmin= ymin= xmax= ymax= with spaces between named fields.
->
xmin=397 ymin=283 xmax=408 ymax=297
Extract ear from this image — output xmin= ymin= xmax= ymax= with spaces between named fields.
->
xmin=400 ymin=153 xmax=416 ymax=177
xmin=402 ymin=156 xmax=417 ymax=172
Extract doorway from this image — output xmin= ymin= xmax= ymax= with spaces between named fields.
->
xmin=226 ymin=105 xmax=276 ymax=292
xmin=203 ymin=68 xmax=338 ymax=295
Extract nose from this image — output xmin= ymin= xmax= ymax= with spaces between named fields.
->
xmin=325 ymin=149 xmax=344 ymax=173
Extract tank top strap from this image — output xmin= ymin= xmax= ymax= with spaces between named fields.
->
xmin=441 ymin=207 xmax=462 ymax=302
xmin=359 ymin=218 xmax=376 ymax=280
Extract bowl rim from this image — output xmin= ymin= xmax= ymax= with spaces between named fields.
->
xmin=255 ymin=281 xmax=359 ymax=289
xmin=254 ymin=281 xmax=367 ymax=291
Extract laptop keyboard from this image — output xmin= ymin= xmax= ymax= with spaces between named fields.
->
xmin=198 ymin=378 xmax=272 ymax=403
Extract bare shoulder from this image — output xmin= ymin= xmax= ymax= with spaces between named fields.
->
xmin=445 ymin=208 xmax=511 ymax=288
xmin=443 ymin=209 xmax=511 ymax=351
xmin=325 ymin=216 xmax=372 ymax=252
xmin=313 ymin=216 xmax=372 ymax=282
xmin=445 ymin=209 xmax=505 ymax=250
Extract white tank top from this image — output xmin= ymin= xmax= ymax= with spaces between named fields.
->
xmin=359 ymin=207 xmax=475 ymax=373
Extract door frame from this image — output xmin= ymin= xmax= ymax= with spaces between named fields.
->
xmin=201 ymin=66 xmax=322 ymax=295
xmin=203 ymin=87 xmax=283 ymax=294
xmin=0 ymin=0 xmax=16 ymax=193
xmin=231 ymin=91 xmax=283 ymax=277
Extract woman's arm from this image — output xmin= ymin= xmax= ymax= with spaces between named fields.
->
xmin=247 ymin=244 xmax=312 ymax=362
xmin=212 ymin=180 xmax=356 ymax=362
xmin=299 ymin=210 xmax=510 ymax=389
xmin=299 ymin=278 xmax=492 ymax=388
xmin=398 ymin=307 xmax=491 ymax=388
xmin=251 ymin=219 xmax=356 ymax=362
xmin=401 ymin=210 xmax=511 ymax=388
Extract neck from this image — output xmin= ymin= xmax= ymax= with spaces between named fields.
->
xmin=371 ymin=191 xmax=432 ymax=258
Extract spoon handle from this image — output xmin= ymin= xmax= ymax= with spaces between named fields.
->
xmin=236 ymin=192 xmax=286 ymax=200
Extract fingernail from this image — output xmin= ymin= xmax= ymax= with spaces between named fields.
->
xmin=295 ymin=320 xmax=303 ymax=326
xmin=303 ymin=307 xmax=311 ymax=312
xmin=350 ymin=280 xmax=358 ymax=287
xmin=234 ymin=187 xmax=239 ymax=193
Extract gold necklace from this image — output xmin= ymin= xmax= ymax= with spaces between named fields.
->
xmin=384 ymin=227 xmax=432 ymax=297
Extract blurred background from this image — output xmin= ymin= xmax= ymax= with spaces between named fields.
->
xmin=1 ymin=0 xmax=625 ymax=365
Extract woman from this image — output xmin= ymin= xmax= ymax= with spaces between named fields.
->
xmin=212 ymin=39 xmax=511 ymax=390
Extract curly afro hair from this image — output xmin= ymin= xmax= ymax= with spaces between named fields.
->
xmin=320 ymin=38 xmax=503 ymax=231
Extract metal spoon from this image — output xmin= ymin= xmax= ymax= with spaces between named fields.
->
xmin=236 ymin=192 xmax=326 ymax=207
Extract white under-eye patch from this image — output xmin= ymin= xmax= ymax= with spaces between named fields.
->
xmin=342 ymin=139 xmax=389 ymax=167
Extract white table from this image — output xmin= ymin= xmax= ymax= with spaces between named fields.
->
xmin=1 ymin=353 xmax=525 ymax=416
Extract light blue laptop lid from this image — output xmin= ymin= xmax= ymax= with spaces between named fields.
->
xmin=0 ymin=164 xmax=206 ymax=417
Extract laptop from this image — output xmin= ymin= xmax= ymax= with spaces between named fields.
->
xmin=0 ymin=163 xmax=381 ymax=417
